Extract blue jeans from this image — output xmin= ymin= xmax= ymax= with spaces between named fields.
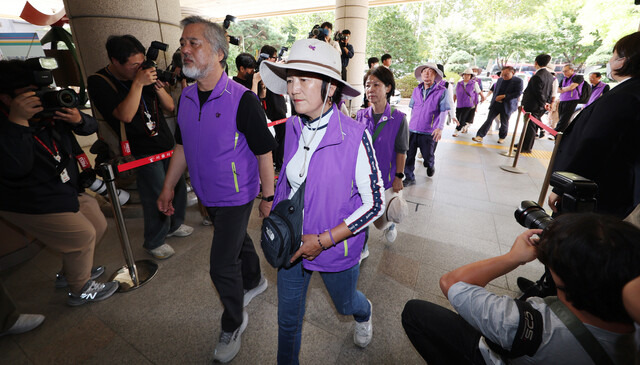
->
xmin=135 ymin=155 xmax=187 ymax=250
xmin=277 ymin=261 xmax=371 ymax=364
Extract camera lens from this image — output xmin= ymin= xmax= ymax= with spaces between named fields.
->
xmin=57 ymin=89 xmax=79 ymax=108
xmin=514 ymin=201 xmax=554 ymax=231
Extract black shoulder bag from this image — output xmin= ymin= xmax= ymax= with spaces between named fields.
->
xmin=260 ymin=181 xmax=305 ymax=269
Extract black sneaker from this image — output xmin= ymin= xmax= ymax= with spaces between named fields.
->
xmin=402 ymin=179 xmax=416 ymax=187
xmin=427 ymin=166 xmax=435 ymax=177
xmin=55 ymin=266 xmax=106 ymax=289
xmin=67 ymin=280 xmax=118 ymax=306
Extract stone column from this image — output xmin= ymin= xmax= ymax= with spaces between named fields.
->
xmin=335 ymin=0 xmax=368 ymax=115
xmin=62 ymin=0 xmax=182 ymax=86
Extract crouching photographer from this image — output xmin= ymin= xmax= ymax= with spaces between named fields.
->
xmin=402 ymin=213 xmax=640 ymax=364
xmin=0 ymin=58 xmax=118 ymax=307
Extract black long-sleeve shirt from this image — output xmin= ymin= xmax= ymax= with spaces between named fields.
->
xmin=0 ymin=112 xmax=97 ymax=214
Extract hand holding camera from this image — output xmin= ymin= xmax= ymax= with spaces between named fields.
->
xmin=134 ymin=66 xmax=158 ymax=87
xmin=53 ymin=107 xmax=82 ymax=125
xmin=508 ymin=229 xmax=543 ymax=266
xmin=8 ymin=90 xmax=43 ymax=127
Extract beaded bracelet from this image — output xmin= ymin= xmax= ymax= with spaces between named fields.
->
xmin=317 ymin=234 xmax=327 ymax=250
xmin=328 ymin=229 xmax=336 ymax=247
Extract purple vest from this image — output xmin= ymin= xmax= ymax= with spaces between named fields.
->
xmin=273 ymin=105 xmax=368 ymax=272
xmin=409 ymin=83 xmax=446 ymax=134
xmin=586 ymin=82 xmax=607 ymax=106
xmin=355 ymin=104 xmax=405 ymax=190
xmin=456 ymin=81 xmax=478 ymax=108
xmin=177 ymin=72 xmax=259 ymax=207
xmin=559 ymin=75 xmax=581 ymax=102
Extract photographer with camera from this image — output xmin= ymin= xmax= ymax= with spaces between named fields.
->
xmin=402 ymin=213 xmax=640 ymax=364
xmin=0 ymin=58 xmax=118 ymax=306
xmin=233 ymin=52 xmax=262 ymax=96
xmin=339 ymin=29 xmax=354 ymax=81
xmin=259 ymin=45 xmax=287 ymax=171
xmin=88 ymin=35 xmax=192 ymax=261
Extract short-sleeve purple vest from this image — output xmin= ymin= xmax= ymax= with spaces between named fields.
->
xmin=409 ymin=83 xmax=446 ymax=134
xmin=355 ymin=103 xmax=406 ymax=190
xmin=177 ymin=72 xmax=259 ymax=207
xmin=559 ymin=75 xmax=581 ymax=102
xmin=456 ymin=80 xmax=478 ymax=108
xmin=273 ymin=105 xmax=370 ymax=272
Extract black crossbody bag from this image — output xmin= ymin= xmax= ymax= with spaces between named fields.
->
xmin=260 ymin=181 xmax=306 ymax=269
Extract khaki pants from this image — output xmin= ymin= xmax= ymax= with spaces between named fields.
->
xmin=0 ymin=194 xmax=106 ymax=293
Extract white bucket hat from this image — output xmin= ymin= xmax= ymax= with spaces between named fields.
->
xmin=260 ymin=38 xmax=360 ymax=99
xmin=386 ymin=193 xmax=409 ymax=223
xmin=461 ymin=68 xmax=475 ymax=76
xmin=414 ymin=63 xmax=443 ymax=83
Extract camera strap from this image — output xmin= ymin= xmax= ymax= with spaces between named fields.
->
xmin=484 ymin=299 xmax=543 ymax=359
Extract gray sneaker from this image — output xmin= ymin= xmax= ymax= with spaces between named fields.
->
xmin=213 ymin=311 xmax=248 ymax=363
xmin=354 ymin=299 xmax=373 ymax=348
xmin=67 ymin=280 xmax=118 ymax=306
xmin=147 ymin=243 xmax=175 ymax=260
xmin=55 ymin=266 xmax=105 ymax=288
xmin=243 ymin=275 xmax=268 ymax=307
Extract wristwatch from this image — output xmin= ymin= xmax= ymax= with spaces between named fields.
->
xmin=261 ymin=195 xmax=274 ymax=202
xmin=395 ymin=172 xmax=404 ymax=179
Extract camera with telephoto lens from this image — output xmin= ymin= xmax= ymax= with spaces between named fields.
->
xmin=514 ymin=171 xmax=598 ymax=231
xmin=334 ymin=31 xmax=346 ymax=43
xmin=255 ymin=52 xmax=270 ymax=73
xmin=23 ymin=58 xmax=80 ymax=119
xmin=278 ymin=46 xmax=288 ymax=61
xmin=308 ymin=25 xmax=327 ymax=41
xmin=223 ymin=15 xmax=240 ymax=46
xmin=78 ymin=168 xmax=130 ymax=206
xmin=142 ymin=41 xmax=176 ymax=85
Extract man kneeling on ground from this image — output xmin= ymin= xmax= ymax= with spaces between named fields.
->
xmin=402 ymin=213 xmax=640 ymax=364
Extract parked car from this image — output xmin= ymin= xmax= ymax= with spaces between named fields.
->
xmin=390 ymin=89 xmax=401 ymax=105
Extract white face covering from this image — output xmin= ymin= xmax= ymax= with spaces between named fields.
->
xmin=606 ymin=62 xmax=614 ymax=80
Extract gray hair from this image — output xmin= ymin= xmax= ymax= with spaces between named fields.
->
xmin=564 ymin=63 xmax=576 ymax=71
xmin=180 ymin=16 xmax=228 ymax=67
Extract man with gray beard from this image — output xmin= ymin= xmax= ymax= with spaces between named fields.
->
xmin=158 ymin=16 xmax=275 ymax=363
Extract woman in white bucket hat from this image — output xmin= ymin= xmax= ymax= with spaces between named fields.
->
xmin=260 ymin=38 xmax=385 ymax=363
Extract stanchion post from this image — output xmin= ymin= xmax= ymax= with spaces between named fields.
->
xmin=537 ymin=132 xmax=563 ymax=207
xmin=500 ymin=106 xmax=522 ymax=158
xmin=500 ymin=112 xmax=530 ymax=174
xmin=99 ymin=162 xmax=158 ymax=291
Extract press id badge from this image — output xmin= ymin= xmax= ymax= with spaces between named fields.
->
xmin=60 ymin=168 xmax=70 ymax=183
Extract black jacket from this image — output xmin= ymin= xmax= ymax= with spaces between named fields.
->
xmin=521 ymin=68 xmax=555 ymax=113
xmin=553 ymin=77 xmax=640 ymax=218
xmin=0 ymin=112 xmax=97 ymax=214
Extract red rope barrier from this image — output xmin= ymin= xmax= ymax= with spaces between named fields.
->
xmin=117 ymin=150 xmax=174 ymax=172
xmin=267 ymin=118 xmax=287 ymax=127
xmin=527 ymin=114 xmax=557 ymax=137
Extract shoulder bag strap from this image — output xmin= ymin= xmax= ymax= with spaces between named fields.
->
xmin=92 ymin=73 xmax=128 ymax=142
xmin=290 ymin=180 xmax=306 ymax=208
xmin=544 ymin=297 xmax=615 ymax=365
xmin=372 ymin=106 xmax=395 ymax=142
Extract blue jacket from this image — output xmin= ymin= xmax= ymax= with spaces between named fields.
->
xmin=490 ymin=76 xmax=523 ymax=116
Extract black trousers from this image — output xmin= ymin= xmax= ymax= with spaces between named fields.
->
xmin=274 ymin=123 xmax=286 ymax=170
xmin=521 ymin=110 xmax=545 ymax=152
xmin=402 ymin=299 xmax=486 ymax=365
xmin=206 ymin=200 xmax=261 ymax=332
xmin=556 ymin=100 xmax=579 ymax=132
xmin=476 ymin=106 xmax=511 ymax=139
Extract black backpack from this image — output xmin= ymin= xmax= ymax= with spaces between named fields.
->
xmin=577 ymin=80 xmax=592 ymax=104
xmin=260 ymin=181 xmax=305 ymax=269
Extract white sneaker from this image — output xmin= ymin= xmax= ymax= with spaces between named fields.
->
xmin=243 ymin=275 xmax=267 ymax=307
xmin=384 ymin=224 xmax=397 ymax=243
xmin=166 ymin=224 xmax=194 ymax=238
xmin=213 ymin=311 xmax=248 ymax=363
xmin=202 ymin=217 xmax=213 ymax=226
xmin=354 ymin=300 xmax=373 ymax=348
xmin=359 ymin=247 xmax=369 ymax=264
xmin=147 ymin=243 xmax=175 ymax=260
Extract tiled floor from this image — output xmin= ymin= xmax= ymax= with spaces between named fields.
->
xmin=1 ymin=105 xmax=554 ymax=364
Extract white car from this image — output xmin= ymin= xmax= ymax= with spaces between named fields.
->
xmin=390 ymin=89 xmax=401 ymax=105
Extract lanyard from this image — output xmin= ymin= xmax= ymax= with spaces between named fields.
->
xmin=33 ymin=135 xmax=60 ymax=161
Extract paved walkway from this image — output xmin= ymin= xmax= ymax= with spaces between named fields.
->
xmin=1 ymin=109 xmax=557 ymax=364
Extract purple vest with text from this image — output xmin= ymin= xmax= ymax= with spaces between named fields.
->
xmin=177 ymin=72 xmax=259 ymax=207
xmin=273 ymin=106 xmax=369 ymax=272
xmin=409 ymin=83 xmax=446 ymax=134
xmin=586 ymin=82 xmax=607 ymax=106
xmin=356 ymin=104 xmax=405 ymax=190
xmin=559 ymin=75 xmax=581 ymax=102
xmin=456 ymin=81 xmax=478 ymax=108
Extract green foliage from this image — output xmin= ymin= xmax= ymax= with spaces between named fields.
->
xmin=447 ymin=50 xmax=473 ymax=65
xmin=447 ymin=63 xmax=467 ymax=75
xmin=396 ymin=73 xmax=418 ymax=98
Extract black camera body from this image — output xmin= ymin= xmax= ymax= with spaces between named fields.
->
xmin=142 ymin=41 xmax=176 ymax=85
xmin=255 ymin=52 xmax=270 ymax=73
xmin=334 ymin=31 xmax=346 ymax=43
xmin=223 ymin=15 xmax=240 ymax=46
xmin=24 ymin=58 xmax=79 ymax=118
xmin=278 ymin=46 xmax=288 ymax=61
xmin=515 ymin=171 xmax=598 ymax=231
xmin=309 ymin=25 xmax=327 ymax=41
